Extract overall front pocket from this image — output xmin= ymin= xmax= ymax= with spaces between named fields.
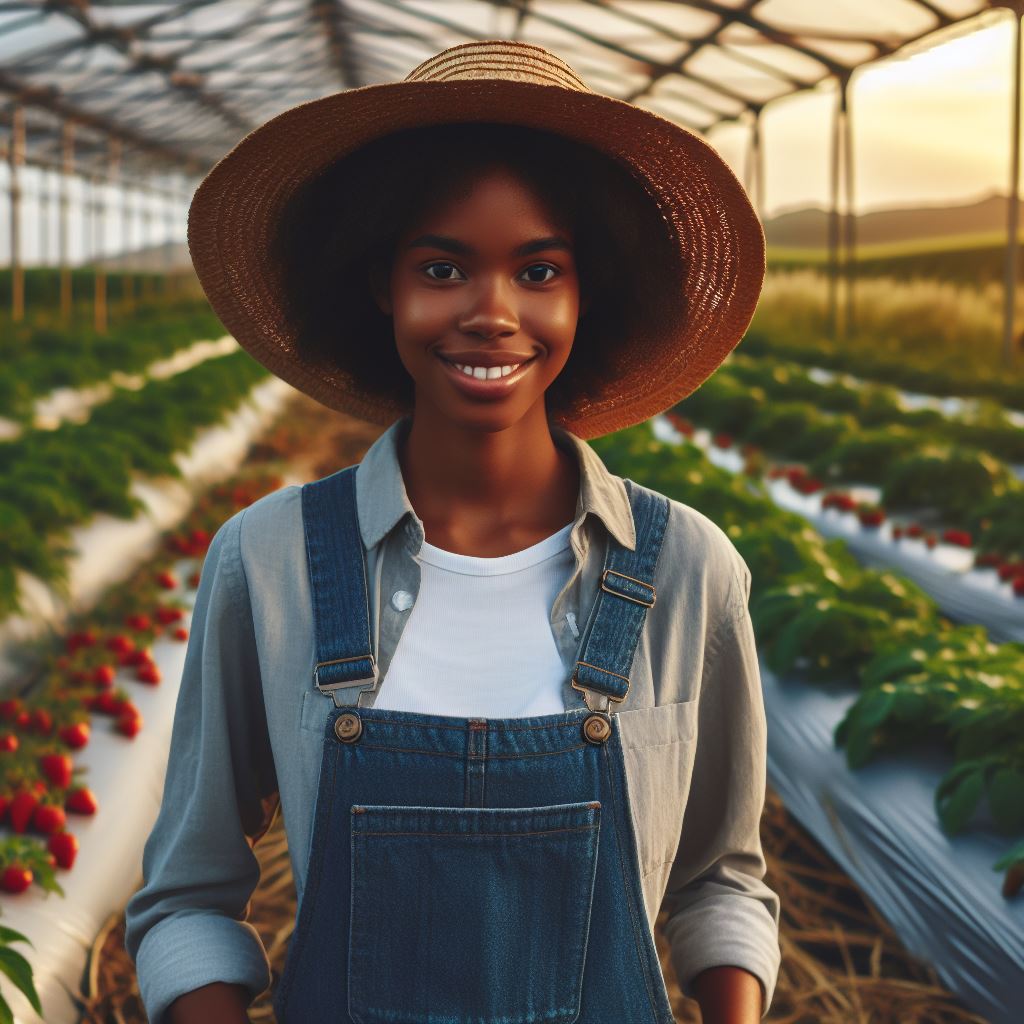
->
xmin=348 ymin=801 xmax=602 ymax=1024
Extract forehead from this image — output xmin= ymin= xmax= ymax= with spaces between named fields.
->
xmin=405 ymin=162 xmax=568 ymax=231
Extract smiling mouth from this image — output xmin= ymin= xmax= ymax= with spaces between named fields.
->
xmin=437 ymin=353 xmax=538 ymax=380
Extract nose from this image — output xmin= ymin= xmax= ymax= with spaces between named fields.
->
xmin=457 ymin=274 xmax=520 ymax=340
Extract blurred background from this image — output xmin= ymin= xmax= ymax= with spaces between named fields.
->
xmin=0 ymin=2 xmax=1021 ymax=1022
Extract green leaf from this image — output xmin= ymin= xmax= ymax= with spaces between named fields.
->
xmin=993 ymin=836 xmax=1024 ymax=871
xmin=0 ymin=947 xmax=42 ymax=1015
xmin=0 ymin=927 xmax=32 ymax=949
xmin=988 ymin=768 xmax=1024 ymax=834
xmin=0 ymin=992 xmax=13 ymax=1024
xmin=936 ymin=768 xmax=985 ymax=835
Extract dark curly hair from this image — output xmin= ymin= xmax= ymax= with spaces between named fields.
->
xmin=274 ymin=121 xmax=677 ymax=419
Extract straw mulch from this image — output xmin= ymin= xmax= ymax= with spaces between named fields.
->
xmin=73 ymin=395 xmax=992 ymax=1023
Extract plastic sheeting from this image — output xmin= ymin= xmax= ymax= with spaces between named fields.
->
xmin=0 ymin=563 xmax=196 ymax=1024
xmin=650 ymin=416 xmax=1024 ymax=643
xmin=762 ymin=658 xmax=1023 ymax=1024
xmin=0 ymin=376 xmax=296 ymax=688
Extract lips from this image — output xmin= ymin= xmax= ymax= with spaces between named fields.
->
xmin=435 ymin=351 xmax=538 ymax=396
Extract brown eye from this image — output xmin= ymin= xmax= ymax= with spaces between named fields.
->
xmin=521 ymin=264 xmax=557 ymax=284
xmin=424 ymin=262 xmax=464 ymax=281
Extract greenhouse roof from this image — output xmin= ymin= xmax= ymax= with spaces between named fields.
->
xmin=0 ymin=0 xmax=1005 ymax=182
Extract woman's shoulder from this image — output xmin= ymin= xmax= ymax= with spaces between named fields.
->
xmin=627 ymin=479 xmax=750 ymax=622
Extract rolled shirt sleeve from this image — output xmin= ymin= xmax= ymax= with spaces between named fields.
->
xmin=660 ymin=559 xmax=782 ymax=1017
xmin=124 ymin=508 xmax=279 ymax=1024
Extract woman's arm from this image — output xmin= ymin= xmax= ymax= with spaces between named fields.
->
xmin=123 ymin=510 xmax=279 ymax=1024
xmin=660 ymin=557 xmax=781 ymax=1020
xmin=167 ymin=981 xmax=251 ymax=1023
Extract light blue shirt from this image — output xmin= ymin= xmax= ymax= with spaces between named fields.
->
xmin=124 ymin=415 xmax=782 ymax=1021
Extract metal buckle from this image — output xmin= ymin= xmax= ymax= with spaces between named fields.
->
xmin=313 ymin=654 xmax=378 ymax=695
xmin=600 ymin=568 xmax=656 ymax=607
xmin=571 ymin=662 xmax=629 ymax=714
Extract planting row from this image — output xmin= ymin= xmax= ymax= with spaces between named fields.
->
xmin=673 ymin=362 xmax=1024 ymax=570
xmin=0 ymin=296 xmax=225 ymax=421
xmin=590 ymin=424 xmax=1024 ymax=896
xmin=0 ymin=350 xmax=270 ymax=619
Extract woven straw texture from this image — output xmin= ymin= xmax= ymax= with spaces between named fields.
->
xmin=186 ymin=39 xmax=765 ymax=439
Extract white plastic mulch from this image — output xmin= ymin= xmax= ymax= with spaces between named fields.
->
xmin=650 ymin=416 xmax=1024 ymax=643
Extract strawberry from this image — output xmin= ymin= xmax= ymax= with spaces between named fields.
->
xmin=93 ymin=691 xmax=126 ymax=716
xmin=92 ymin=664 xmax=117 ymax=688
xmin=116 ymin=710 xmax=142 ymax=738
xmin=1014 ymin=577 xmax=1024 ymax=597
xmin=172 ymin=627 xmax=189 ymax=642
xmin=0 ymin=865 xmax=32 ymax=893
xmin=106 ymin=634 xmax=135 ymax=655
xmin=907 ymin=523 xmax=924 ymax=538
xmin=14 ymin=710 xmax=31 ymax=730
xmin=155 ymin=606 xmax=185 ymax=624
xmin=32 ymin=779 xmax=47 ymax=795
xmin=29 ymin=708 xmax=53 ymax=735
xmin=925 ymin=533 xmax=938 ymax=549
xmin=0 ymin=699 xmax=21 ymax=721
xmin=123 ymin=647 xmax=154 ymax=667
xmin=125 ymin=613 xmax=152 ymax=632
xmin=188 ymin=571 xmax=201 ymax=589
xmin=65 ymin=629 xmax=97 ymax=653
xmin=65 ymin=786 xmax=98 ymax=815
xmin=156 ymin=571 xmax=178 ymax=590
xmin=40 ymin=753 xmax=73 ymax=789
xmin=136 ymin=664 xmax=162 ymax=685
xmin=59 ymin=722 xmax=90 ymax=750
xmin=0 ymin=733 xmax=19 ymax=752
xmin=712 ymin=432 xmax=733 ymax=449
xmin=48 ymin=831 xmax=79 ymax=870
xmin=32 ymin=802 xmax=66 ymax=835
xmin=891 ymin=525 xmax=904 ymax=540
xmin=8 ymin=791 xmax=38 ymax=833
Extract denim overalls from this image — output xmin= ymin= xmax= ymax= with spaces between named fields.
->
xmin=273 ymin=463 xmax=675 ymax=1023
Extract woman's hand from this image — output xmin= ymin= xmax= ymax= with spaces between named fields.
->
xmin=166 ymin=981 xmax=251 ymax=1023
xmin=692 ymin=964 xmax=765 ymax=1023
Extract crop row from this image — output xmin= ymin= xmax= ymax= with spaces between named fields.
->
xmin=0 ymin=350 xmax=270 ymax=618
xmin=590 ymin=424 xmax=1024 ymax=896
xmin=673 ymin=363 xmax=1024 ymax=561
xmin=0 ymin=296 xmax=225 ymax=421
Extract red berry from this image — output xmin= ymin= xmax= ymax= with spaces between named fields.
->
xmin=0 ymin=733 xmax=19 ymax=752
xmin=29 ymin=708 xmax=53 ymax=734
xmin=32 ymin=802 xmax=66 ymax=835
xmin=106 ymin=634 xmax=135 ymax=654
xmin=59 ymin=722 xmax=90 ymax=750
xmin=14 ymin=710 xmax=31 ymax=730
xmin=92 ymin=664 xmax=116 ymax=687
xmin=1 ymin=865 xmax=33 ymax=893
xmin=48 ymin=831 xmax=79 ymax=870
xmin=188 ymin=571 xmax=201 ymax=589
xmin=92 ymin=692 xmax=125 ymax=716
xmin=125 ymin=613 xmax=152 ymax=632
xmin=65 ymin=786 xmax=98 ymax=815
xmin=172 ymin=627 xmax=189 ymax=641
xmin=8 ymin=791 xmax=38 ymax=833
xmin=156 ymin=571 xmax=178 ymax=590
xmin=40 ymin=753 xmax=73 ymax=789
xmin=116 ymin=711 xmax=142 ymax=738
xmin=0 ymin=699 xmax=21 ymax=721
xmin=136 ymin=664 xmax=162 ymax=685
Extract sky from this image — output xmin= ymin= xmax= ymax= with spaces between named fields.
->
xmin=0 ymin=4 xmax=1019 ymax=263
xmin=709 ymin=9 xmax=1015 ymax=219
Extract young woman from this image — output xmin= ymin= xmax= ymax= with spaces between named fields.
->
xmin=125 ymin=40 xmax=781 ymax=1024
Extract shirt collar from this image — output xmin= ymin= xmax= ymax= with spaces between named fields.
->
xmin=354 ymin=415 xmax=637 ymax=553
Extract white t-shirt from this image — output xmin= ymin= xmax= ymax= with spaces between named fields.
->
xmin=373 ymin=521 xmax=575 ymax=717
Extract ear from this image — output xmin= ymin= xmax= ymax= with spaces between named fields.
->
xmin=369 ymin=259 xmax=392 ymax=316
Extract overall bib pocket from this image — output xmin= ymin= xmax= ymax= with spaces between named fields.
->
xmin=348 ymin=800 xmax=602 ymax=1024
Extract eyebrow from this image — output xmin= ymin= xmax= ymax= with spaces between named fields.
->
xmin=405 ymin=233 xmax=573 ymax=257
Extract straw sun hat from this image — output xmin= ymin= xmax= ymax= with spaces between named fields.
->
xmin=186 ymin=39 xmax=765 ymax=440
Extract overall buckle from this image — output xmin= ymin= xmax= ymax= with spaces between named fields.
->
xmin=313 ymin=654 xmax=379 ymax=708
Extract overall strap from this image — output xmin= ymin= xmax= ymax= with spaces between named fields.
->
xmin=571 ymin=479 xmax=670 ymax=714
xmin=301 ymin=465 xmax=379 ymax=708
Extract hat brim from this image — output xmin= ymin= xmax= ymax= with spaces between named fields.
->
xmin=187 ymin=77 xmax=764 ymax=439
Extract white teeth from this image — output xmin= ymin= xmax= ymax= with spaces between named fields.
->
xmin=451 ymin=361 xmax=523 ymax=379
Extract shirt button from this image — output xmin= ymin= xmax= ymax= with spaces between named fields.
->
xmin=391 ymin=590 xmax=414 ymax=612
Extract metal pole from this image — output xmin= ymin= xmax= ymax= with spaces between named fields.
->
xmin=60 ymin=121 xmax=74 ymax=321
xmin=827 ymin=78 xmax=842 ymax=344
xmin=95 ymin=157 xmax=107 ymax=334
xmin=842 ymin=74 xmax=856 ymax=340
xmin=1003 ymin=12 xmax=1022 ymax=369
xmin=9 ymin=103 xmax=24 ymax=322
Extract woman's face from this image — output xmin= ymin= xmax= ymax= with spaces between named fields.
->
xmin=372 ymin=163 xmax=585 ymax=432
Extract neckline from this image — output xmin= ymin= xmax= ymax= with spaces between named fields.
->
xmin=417 ymin=521 xmax=574 ymax=576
